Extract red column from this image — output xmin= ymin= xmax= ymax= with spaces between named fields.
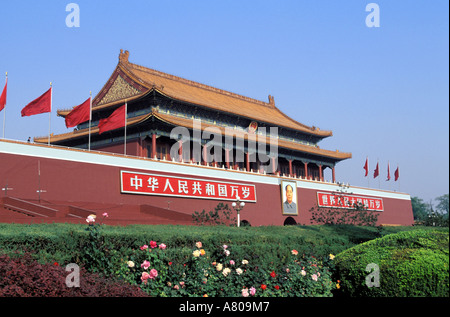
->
xmin=319 ymin=165 xmax=323 ymax=181
xmin=246 ymin=152 xmax=250 ymax=172
xmin=332 ymin=167 xmax=336 ymax=183
xmin=271 ymin=157 xmax=276 ymax=174
xmin=203 ymin=144 xmax=207 ymax=166
xmin=178 ymin=140 xmax=183 ymax=162
xmin=288 ymin=159 xmax=293 ymax=176
xmin=225 ymin=149 xmax=230 ymax=169
xmin=304 ymin=162 xmax=308 ymax=179
xmin=151 ymin=133 xmax=156 ymax=159
xmin=137 ymin=138 xmax=142 ymax=157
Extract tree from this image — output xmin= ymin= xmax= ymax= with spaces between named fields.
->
xmin=413 ymin=194 xmax=449 ymax=227
xmin=429 ymin=194 xmax=449 ymax=227
xmin=410 ymin=196 xmax=430 ymax=222
xmin=411 ymin=195 xmax=448 ymax=227
xmin=435 ymin=194 xmax=449 ymax=216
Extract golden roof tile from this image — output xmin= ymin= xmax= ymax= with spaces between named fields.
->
xmin=58 ymin=50 xmax=332 ymax=138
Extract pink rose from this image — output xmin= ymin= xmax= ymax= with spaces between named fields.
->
xmin=196 ymin=241 xmax=202 ymax=248
xmin=141 ymin=260 xmax=150 ymax=270
xmin=159 ymin=243 xmax=167 ymax=250
xmin=311 ymin=274 xmax=318 ymax=281
xmin=241 ymin=288 xmax=249 ymax=297
xmin=140 ymin=245 xmax=148 ymax=251
xmin=86 ymin=215 xmax=95 ymax=224
xmin=250 ymin=287 xmax=256 ymax=296
xmin=149 ymin=269 xmax=158 ymax=279
xmin=150 ymin=241 xmax=158 ymax=249
xmin=141 ymin=272 xmax=150 ymax=283
xmin=102 ymin=212 xmax=109 ymax=218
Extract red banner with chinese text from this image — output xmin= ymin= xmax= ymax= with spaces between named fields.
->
xmin=317 ymin=192 xmax=383 ymax=211
xmin=121 ymin=171 xmax=256 ymax=202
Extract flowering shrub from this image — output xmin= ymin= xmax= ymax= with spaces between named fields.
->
xmin=117 ymin=240 xmax=337 ymax=297
xmin=264 ymin=252 xmax=336 ymax=297
xmin=82 ymin=213 xmax=112 ymax=274
xmin=115 ymin=240 xmax=169 ymax=296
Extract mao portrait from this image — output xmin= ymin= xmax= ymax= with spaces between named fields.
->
xmin=281 ymin=181 xmax=298 ymax=215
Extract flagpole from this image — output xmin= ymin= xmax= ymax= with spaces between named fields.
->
xmin=388 ymin=161 xmax=393 ymax=190
xmin=386 ymin=161 xmax=392 ymax=190
xmin=38 ymin=160 xmax=41 ymax=203
xmin=124 ymin=101 xmax=127 ymax=155
xmin=367 ymin=157 xmax=370 ymax=188
xmin=88 ymin=91 xmax=92 ymax=151
xmin=378 ymin=159 xmax=380 ymax=189
xmin=2 ymin=72 xmax=7 ymax=139
xmin=48 ymin=82 xmax=52 ymax=146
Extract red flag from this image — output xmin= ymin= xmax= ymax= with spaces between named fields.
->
xmin=363 ymin=157 xmax=369 ymax=177
xmin=21 ymin=87 xmax=52 ymax=117
xmin=386 ymin=162 xmax=391 ymax=181
xmin=394 ymin=166 xmax=399 ymax=181
xmin=65 ymin=97 xmax=91 ymax=128
xmin=98 ymin=104 xmax=126 ymax=134
xmin=373 ymin=162 xmax=379 ymax=178
xmin=0 ymin=79 xmax=6 ymax=112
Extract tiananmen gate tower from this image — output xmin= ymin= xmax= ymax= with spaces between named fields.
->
xmin=0 ymin=50 xmax=414 ymax=226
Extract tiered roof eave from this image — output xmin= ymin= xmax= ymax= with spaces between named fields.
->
xmin=38 ymin=108 xmax=352 ymax=161
xmin=58 ymin=50 xmax=333 ymax=138
xmin=46 ymin=49 xmax=351 ymax=162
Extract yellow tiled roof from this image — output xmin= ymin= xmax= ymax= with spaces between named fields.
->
xmin=123 ymin=60 xmax=331 ymax=137
xmin=58 ymin=50 xmax=332 ymax=138
xmin=47 ymin=50 xmax=351 ymax=161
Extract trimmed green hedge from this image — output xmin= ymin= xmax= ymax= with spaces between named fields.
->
xmin=0 ymin=223 xmax=387 ymax=266
xmin=333 ymin=229 xmax=449 ymax=297
xmin=1 ymin=223 xmax=448 ymax=296
xmin=0 ymin=223 xmax=439 ymax=270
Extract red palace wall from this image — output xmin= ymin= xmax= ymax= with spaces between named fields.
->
xmin=0 ymin=140 xmax=414 ymax=226
xmin=92 ymin=138 xmax=143 ymax=157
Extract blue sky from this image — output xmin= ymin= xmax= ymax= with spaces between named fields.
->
xmin=0 ymin=0 xmax=448 ymax=204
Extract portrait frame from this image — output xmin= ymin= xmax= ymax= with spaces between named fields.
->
xmin=281 ymin=180 xmax=298 ymax=215
xmin=248 ymin=121 xmax=258 ymax=134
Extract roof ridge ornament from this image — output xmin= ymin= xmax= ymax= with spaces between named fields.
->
xmin=268 ymin=95 xmax=275 ymax=106
xmin=119 ymin=49 xmax=130 ymax=63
